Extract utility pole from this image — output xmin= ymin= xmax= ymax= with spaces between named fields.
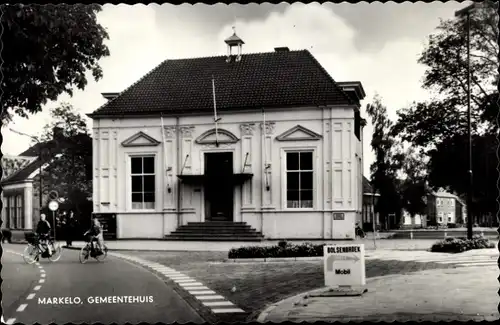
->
xmin=455 ymin=3 xmax=478 ymax=240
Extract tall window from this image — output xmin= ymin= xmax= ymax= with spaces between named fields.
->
xmin=438 ymin=212 xmax=444 ymax=223
xmin=131 ymin=156 xmax=155 ymax=210
xmin=16 ymin=195 xmax=24 ymax=228
xmin=286 ymin=151 xmax=313 ymax=208
xmin=9 ymin=196 xmax=15 ymax=228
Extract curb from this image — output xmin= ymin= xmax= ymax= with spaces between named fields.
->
xmin=226 ymin=256 xmax=323 ymax=263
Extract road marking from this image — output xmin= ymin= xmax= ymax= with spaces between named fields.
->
xmin=188 ymin=290 xmax=216 ymax=295
xmin=173 ymin=279 xmax=197 ymax=283
xmin=27 ymin=293 xmax=36 ymax=300
xmin=179 ymin=282 xmax=204 ymax=287
xmin=16 ymin=304 xmax=28 ymax=312
xmin=203 ymin=301 xmax=234 ymax=307
xmin=195 ymin=295 xmax=226 ymax=300
xmin=111 ymin=253 xmax=247 ymax=315
xmin=39 ymin=279 xmax=45 ymax=283
xmin=41 ymin=274 xmax=46 ymax=278
xmin=154 ymin=268 xmax=175 ymax=272
xmin=33 ymin=285 xmax=41 ymax=291
xmin=187 ymin=286 xmax=210 ymax=290
xmin=40 ymin=269 xmax=45 ymax=273
xmin=6 ymin=318 xmax=16 ymax=325
xmin=158 ymin=270 xmax=177 ymax=274
xmin=212 ymin=308 xmax=246 ymax=313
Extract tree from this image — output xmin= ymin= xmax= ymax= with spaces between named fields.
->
xmin=428 ymin=133 xmax=498 ymax=225
xmin=398 ymin=148 xmax=431 ymax=227
xmin=1 ymin=4 xmax=110 ymax=124
xmin=391 ymin=1 xmax=498 ymax=219
xmin=365 ymin=94 xmax=403 ymax=229
xmin=393 ymin=1 xmax=498 ymax=144
xmin=34 ymin=103 xmax=93 ymax=224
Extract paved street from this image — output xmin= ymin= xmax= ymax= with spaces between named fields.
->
xmin=1 ymin=243 xmax=205 ymax=324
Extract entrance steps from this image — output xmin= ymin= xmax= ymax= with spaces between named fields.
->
xmin=164 ymin=221 xmax=264 ymax=241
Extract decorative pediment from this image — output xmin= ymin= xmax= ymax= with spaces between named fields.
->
xmin=195 ymin=128 xmax=239 ymax=145
xmin=121 ymin=131 xmax=161 ymax=147
xmin=275 ymin=125 xmax=322 ymax=142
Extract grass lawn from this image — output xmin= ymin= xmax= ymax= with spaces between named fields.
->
xmin=125 ymin=251 xmax=456 ymax=320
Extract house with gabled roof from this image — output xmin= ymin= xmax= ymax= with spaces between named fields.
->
xmin=1 ymin=128 xmax=92 ymax=235
xmin=88 ymin=31 xmax=367 ymax=240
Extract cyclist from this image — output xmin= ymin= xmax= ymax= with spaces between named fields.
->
xmin=355 ymin=221 xmax=365 ymax=238
xmin=87 ymin=217 xmax=105 ymax=253
xmin=36 ymin=214 xmax=52 ymax=257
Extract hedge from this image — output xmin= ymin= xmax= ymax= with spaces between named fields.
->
xmin=228 ymin=241 xmax=325 ymax=259
xmin=430 ymin=235 xmax=495 ymax=253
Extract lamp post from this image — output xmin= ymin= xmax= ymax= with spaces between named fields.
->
xmin=455 ymin=2 xmax=479 ymax=240
xmin=9 ymin=128 xmax=44 ymax=218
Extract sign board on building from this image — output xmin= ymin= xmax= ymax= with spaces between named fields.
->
xmin=92 ymin=213 xmax=117 ymax=240
xmin=324 ymin=244 xmax=365 ymax=287
xmin=332 ymin=213 xmax=345 ymax=220
xmin=48 ymin=200 xmax=59 ymax=212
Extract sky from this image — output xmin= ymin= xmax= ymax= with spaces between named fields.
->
xmin=3 ymin=2 xmax=467 ymax=176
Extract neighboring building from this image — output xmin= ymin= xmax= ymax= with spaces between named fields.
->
xmin=427 ymin=191 xmax=466 ymax=226
xmin=401 ymin=209 xmax=425 ymax=228
xmin=88 ymin=32 xmax=367 ymax=240
xmin=360 ymin=176 xmax=380 ymax=231
xmin=1 ymin=154 xmax=39 ymax=231
xmin=1 ymin=129 xmax=92 ymax=235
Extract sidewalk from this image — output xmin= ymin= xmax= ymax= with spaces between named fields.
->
xmin=258 ymin=265 xmax=500 ymax=322
xmin=55 ymin=238 xmax=438 ymax=252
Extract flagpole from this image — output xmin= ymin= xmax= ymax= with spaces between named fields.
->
xmin=160 ymin=113 xmax=169 ymax=189
xmin=262 ymin=107 xmax=269 ymax=191
xmin=212 ymin=76 xmax=220 ymax=147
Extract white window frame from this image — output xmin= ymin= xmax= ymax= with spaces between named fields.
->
xmin=9 ymin=196 xmax=15 ymax=229
xmin=438 ymin=212 xmax=444 ymax=223
xmin=16 ymin=195 xmax=23 ymax=229
xmin=281 ymin=148 xmax=316 ymax=210
xmin=436 ymin=198 xmax=441 ymax=206
xmin=127 ymin=153 xmax=157 ymax=212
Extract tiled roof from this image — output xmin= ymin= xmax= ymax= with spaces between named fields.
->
xmin=2 ymin=134 xmax=92 ymax=185
xmin=362 ymin=176 xmax=373 ymax=193
xmin=1 ymin=155 xmax=37 ymax=180
xmin=89 ymin=50 xmax=354 ymax=117
xmin=1 ymin=158 xmax=43 ymax=184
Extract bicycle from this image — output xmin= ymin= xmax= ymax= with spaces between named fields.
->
xmin=79 ymin=231 xmax=108 ymax=264
xmin=355 ymin=225 xmax=366 ymax=238
xmin=22 ymin=234 xmax=63 ymax=264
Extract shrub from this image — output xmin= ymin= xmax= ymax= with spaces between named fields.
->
xmin=228 ymin=242 xmax=326 ymax=259
xmin=431 ymin=235 xmax=495 ymax=253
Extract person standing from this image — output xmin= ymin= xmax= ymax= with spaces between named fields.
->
xmin=65 ymin=210 xmax=78 ymax=247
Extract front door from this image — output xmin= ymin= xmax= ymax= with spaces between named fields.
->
xmin=204 ymin=152 xmax=234 ymax=222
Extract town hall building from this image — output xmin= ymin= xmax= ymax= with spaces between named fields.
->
xmin=89 ymin=32 xmax=366 ymax=240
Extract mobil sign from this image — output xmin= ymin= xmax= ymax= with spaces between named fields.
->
xmin=323 ymin=244 xmax=366 ymax=287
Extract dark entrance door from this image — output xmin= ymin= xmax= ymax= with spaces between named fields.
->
xmin=204 ymin=152 xmax=234 ymax=222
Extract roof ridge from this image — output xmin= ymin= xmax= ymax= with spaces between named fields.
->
xmin=93 ymin=58 xmax=170 ymax=115
xmin=302 ymin=50 xmax=354 ymax=106
xmin=164 ymin=49 xmax=309 ymax=61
